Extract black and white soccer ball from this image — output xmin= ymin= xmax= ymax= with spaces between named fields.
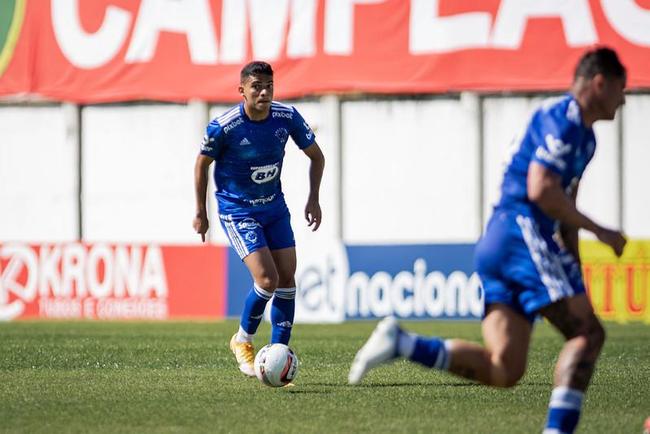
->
xmin=254 ymin=344 xmax=299 ymax=387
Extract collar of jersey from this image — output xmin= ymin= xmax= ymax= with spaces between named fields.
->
xmin=240 ymin=102 xmax=271 ymax=124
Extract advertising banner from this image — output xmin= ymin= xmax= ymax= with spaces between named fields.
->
xmin=227 ymin=241 xmax=482 ymax=322
xmin=0 ymin=243 xmax=227 ymax=321
xmin=582 ymin=240 xmax=650 ymax=324
xmin=1 ymin=0 xmax=649 ymax=103
xmin=228 ymin=240 xmax=650 ymax=324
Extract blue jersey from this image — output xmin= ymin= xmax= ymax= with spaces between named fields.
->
xmin=200 ymin=101 xmax=316 ymax=214
xmin=495 ymin=94 xmax=596 ymax=236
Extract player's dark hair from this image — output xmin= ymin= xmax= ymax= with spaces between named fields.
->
xmin=574 ymin=47 xmax=626 ymax=81
xmin=240 ymin=61 xmax=273 ymax=83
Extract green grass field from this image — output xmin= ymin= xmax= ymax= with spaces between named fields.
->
xmin=1 ymin=320 xmax=648 ymax=433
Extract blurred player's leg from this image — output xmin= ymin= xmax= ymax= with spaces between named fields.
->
xmin=349 ymin=304 xmax=532 ymax=386
xmin=231 ymin=248 xmax=278 ymax=376
xmin=270 ymin=247 xmax=297 ymax=345
xmin=540 ymin=294 xmax=605 ymax=434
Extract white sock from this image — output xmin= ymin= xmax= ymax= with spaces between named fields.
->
xmin=236 ymin=326 xmax=253 ymax=343
xmin=397 ymin=332 xmax=417 ymax=358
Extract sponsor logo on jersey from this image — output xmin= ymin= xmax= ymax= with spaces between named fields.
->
xmin=566 ymin=100 xmax=581 ymax=125
xmin=239 ymin=137 xmax=251 ymax=146
xmin=272 ymin=111 xmax=293 ymax=120
xmin=0 ymin=0 xmax=26 ymax=78
xmin=535 ymin=134 xmax=572 ymax=171
xmin=200 ymin=135 xmax=214 ymax=152
xmin=275 ymin=128 xmax=289 ymax=143
xmin=223 ymin=117 xmax=244 ymax=134
xmin=250 ymin=163 xmax=280 ymax=184
xmin=246 ymin=194 xmax=276 ymax=206
xmin=237 ymin=218 xmax=260 ymax=231
xmin=303 ymin=121 xmax=314 ymax=141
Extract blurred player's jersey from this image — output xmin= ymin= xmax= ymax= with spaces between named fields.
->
xmin=495 ymin=94 xmax=596 ymax=236
xmin=200 ymin=101 xmax=315 ymax=214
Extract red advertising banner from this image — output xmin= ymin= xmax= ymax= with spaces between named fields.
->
xmin=0 ymin=0 xmax=649 ymax=103
xmin=0 ymin=243 xmax=227 ymax=321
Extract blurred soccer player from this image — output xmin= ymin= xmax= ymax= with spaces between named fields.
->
xmin=193 ymin=61 xmax=324 ymax=377
xmin=349 ymin=47 xmax=627 ymax=434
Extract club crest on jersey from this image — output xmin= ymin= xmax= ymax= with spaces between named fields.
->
xmin=275 ymin=128 xmax=289 ymax=143
xmin=250 ymin=163 xmax=280 ymax=184
xmin=245 ymin=231 xmax=258 ymax=243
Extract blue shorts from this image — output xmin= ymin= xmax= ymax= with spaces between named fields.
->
xmin=219 ymin=202 xmax=295 ymax=260
xmin=474 ymin=209 xmax=585 ymax=323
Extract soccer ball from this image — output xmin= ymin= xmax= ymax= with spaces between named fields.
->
xmin=254 ymin=343 xmax=299 ymax=387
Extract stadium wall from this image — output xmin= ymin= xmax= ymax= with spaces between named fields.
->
xmin=1 ymin=94 xmax=649 ymax=322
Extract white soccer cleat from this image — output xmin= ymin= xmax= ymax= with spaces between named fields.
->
xmin=348 ymin=316 xmax=401 ymax=385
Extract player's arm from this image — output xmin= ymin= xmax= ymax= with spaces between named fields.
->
xmin=527 ymin=162 xmax=626 ymax=257
xmin=558 ymin=181 xmax=581 ymax=264
xmin=193 ymin=154 xmax=214 ymax=242
xmin=302 ymin=142 xmax=325 ymax=231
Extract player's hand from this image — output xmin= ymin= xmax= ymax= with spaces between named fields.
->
xmin=595 ymin=227 xmax=627 ymax=257
xmin=305 ymin=198 xmax=321 ymax=232
xmin=193 ymin=212 xmax=209 ymax=242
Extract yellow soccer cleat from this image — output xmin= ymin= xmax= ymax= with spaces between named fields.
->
xmin=229 ymin=334 xmax=256 ymax=377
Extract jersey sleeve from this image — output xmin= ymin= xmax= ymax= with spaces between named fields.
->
xmin=530 ymin=110 xmax=578 ymax=176
xmin=199 ymin=120 xmax=224 ymax=159
xmin=288 ymin=107 xmax=316 ymax=150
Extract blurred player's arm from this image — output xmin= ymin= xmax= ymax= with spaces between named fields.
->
xmin=302 ymin=142 xmax=325 ymax=231
xmin=527 ymin=162 xmax=626 ymax=257
xmin=193 ymin=154 xmax=214 ymax=242
xmin=559 ymin=181 xmax=581 ymax=263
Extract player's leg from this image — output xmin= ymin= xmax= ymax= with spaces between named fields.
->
xmin=348 ymin=303 xmax=531 ymax=386
xmin=450 ymin=303 xmax=531 ymax=387
xmin=221 ymin=214 xmax=278 ymax=376
xmin=229 ymin=247 xmax=279 ymax=376
xmin=539 ymin=293 xmax=605 ymax=434
xmin=263 ymin=206 xmax=297 ymax=345
xmin=238 ymin=247 xmax=280 ymax=339
xmin=269 ymin=247 xmax=297 ymax=345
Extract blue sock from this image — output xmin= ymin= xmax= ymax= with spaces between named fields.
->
xmin=239 ymin=284 xmax=272 ymax=336
xmin=408 ymin=336 xmax=451 ymax=370
xmin=271 ymin=287 xmax=295 ymax=345
xmin=543 ymin=387 xmax=584 ymax=434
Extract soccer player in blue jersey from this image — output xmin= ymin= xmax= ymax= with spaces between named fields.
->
xmin=193 ymin=61 xmax=325 ymax=377
xmin=349 ymin=47 xmax=627 ymax=434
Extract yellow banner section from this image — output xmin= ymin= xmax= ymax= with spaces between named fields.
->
xmin=581 ymin=240 xmax=650 ymax=323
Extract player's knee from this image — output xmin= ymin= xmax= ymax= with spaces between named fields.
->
xmin=256 ymin=274 xmax=279 ymax=292
xmin=586 ymin=319 xmax=606 ymax=355
xmin=491 ymin=356 xmax=526 ymax=388
xmin=500 ymin=365 xmax=525 ymax=388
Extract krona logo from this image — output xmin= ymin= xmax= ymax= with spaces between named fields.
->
xmin=0 ymin=243 xmax=168 ymax=321
xmin=0 ymin=0 xmax=26 ymax=78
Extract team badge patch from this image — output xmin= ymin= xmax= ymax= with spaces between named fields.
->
xmin=275 ymin=128 xmax=289 ymax=143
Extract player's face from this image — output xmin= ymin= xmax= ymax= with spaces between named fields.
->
xmin=239 ymin=74 xmax=274 ymax=113
xmin=595 ymin=74 xmax=626 ymax=120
